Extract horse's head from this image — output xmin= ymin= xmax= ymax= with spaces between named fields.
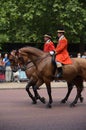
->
xmin=18 ymin=49 xmax=30 ymax=65
xmin=9 ymin=49 xmax=31 ymax=71
xmin=9 ymin=50 xmax=19 ymax=72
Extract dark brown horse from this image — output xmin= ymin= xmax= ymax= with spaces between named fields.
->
xmin=9 ymin=50 xmax=46 ymax=104
xmin=18 ymin=46 xmax=85 ymax=107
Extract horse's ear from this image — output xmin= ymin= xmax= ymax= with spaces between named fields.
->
xmin=18 ymin=50 xmax=23 ymax=55
xmin=15 ymin=50 xmax=19 ymax=55
xmin=10 ymin=50 xmax=15 ymax=55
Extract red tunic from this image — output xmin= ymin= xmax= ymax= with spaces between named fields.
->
xmin=43 ymin=40 xmax=55 ymax=52
xmin=55 ymin=36 xmax=72 ymax=64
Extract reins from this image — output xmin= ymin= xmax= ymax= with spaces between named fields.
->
xmin=23 ymin=61 xmax=34 ymax=70
xmin=10 ymin=50 xmax=54 ymax=72
xmin=22 ymin=53 xmax=50 ymax=71
xmin=27 ymin=53 xmax=50 ymax=63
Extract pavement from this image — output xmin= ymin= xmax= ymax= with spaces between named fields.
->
xmin=0 ymin=81 xmax=67 ymax=89
xmin=0 ymin=87 xmax=86 ymax=130
xmin=0 ymin=81 xmax=86 ymax=89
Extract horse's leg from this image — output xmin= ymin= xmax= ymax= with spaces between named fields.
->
xmin=79 ymin=93 xmax=84 ymax=103
xmin=32 ymin=86 xmax=46 ymax=104
xmin=26 ymin=80 xmax=37 ymax=104
xmin=45 ymin=82 xmax=53 ymax=108
xmin=70 ymin=77 xmax=84 ymax=107
xmin=26 ymin=73 xmax=46 ymax=104
xmin=61 ymin=82 xmax=74 ymax=103
xmin=33 ymin=81 xmax=53 ymax=107
xmin=33 ymin=80 xmax=46 ymax=104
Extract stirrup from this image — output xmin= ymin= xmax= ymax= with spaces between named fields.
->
xmin=56 ymin=73 xmax=62 ymax=78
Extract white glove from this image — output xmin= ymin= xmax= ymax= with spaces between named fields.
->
xmin=49 ymin=51 xmax=54 ymax=55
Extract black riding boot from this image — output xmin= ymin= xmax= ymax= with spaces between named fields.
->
xmin=56 ymin=67 xmax=63 ymax=78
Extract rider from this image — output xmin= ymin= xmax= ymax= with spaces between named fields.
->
xmin=43 ymin=34 xmax=55 ymax=52
xmin=55 ymin=28 xmax=72 ymax=78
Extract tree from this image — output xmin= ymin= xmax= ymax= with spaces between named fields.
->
xmin=0 ymin=0 xmax=86 ymax=51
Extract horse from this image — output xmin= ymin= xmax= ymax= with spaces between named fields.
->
xmin=9 ymin=50 xmax=83 ymax=108
xmin=18 ymin=46 xmax=85 ymax=108
xmin=9 ymin=50 xmax=46 ymax=104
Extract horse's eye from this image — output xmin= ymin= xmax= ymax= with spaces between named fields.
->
xmin=9 ymin=59 xmax=12 ymax=61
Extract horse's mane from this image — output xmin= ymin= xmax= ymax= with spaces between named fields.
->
xmin=19 ymin=46 xmax=47 ymax=57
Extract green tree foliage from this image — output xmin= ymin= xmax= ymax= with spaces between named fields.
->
xmin=0 ymin=0 xmax=86 ymax=47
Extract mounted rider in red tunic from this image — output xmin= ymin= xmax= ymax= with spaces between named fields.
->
xmin=55 ymin=29 xmax=72 ymax=78
xmin=43 ymin=34 xmax=55 ymax=52
xmin=49 ymin=29 xmax=72 ymax=78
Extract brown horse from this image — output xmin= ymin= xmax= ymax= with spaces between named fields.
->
xmin=9 ymin=50 xmax=46 ymax=104
xmin=9 ymin=50 xmax=83 ymax=108
xmin=18 ymin=46 xmax=85 ymax=107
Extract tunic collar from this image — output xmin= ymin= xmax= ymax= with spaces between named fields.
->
xmin=46 ymin=39 xmax=51 ymax=43
xmin=59 ymin=35 xmax=64 ymax=41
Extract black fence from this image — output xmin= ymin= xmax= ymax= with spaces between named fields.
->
xmin=1 ymin=42 xmax=86 ymax=57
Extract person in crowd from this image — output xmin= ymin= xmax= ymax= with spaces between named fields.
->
xmin=43 ymin=34 xmax=55 ymax=52
xmin=77 ymin=53 xmax=81 ymax=58
xmin=19 ymin=69 xmax=27 ymax=82
xmin=82 ymin=52 xmax=86 ymax=59
xmin=54 ymin=28 xmax=72 ymax=78
xmin=0 ymin=53 xmax=5 ymax=82
xmin=12 ymin=70 xmax=20 ymax=83
xmin=3 ymin=53 xmax=12 ymax=82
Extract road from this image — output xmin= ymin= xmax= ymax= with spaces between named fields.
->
xmin=0 ymin=84 xmax=86 ymax=130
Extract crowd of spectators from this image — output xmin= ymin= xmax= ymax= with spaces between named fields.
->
xmin=77 ymin=52 xmax=86 ymax=58
xmin=0 ymin=52 xmax=27 ymax=83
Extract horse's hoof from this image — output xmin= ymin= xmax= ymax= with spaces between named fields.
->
xmin=70 ymin=103 xmax=75 ymax=107
xmin=40 ymin=97 xmax=46 ymax=104
xmin=32 ymin=97 xmax=37 ymax=104
xmin=32 ymin=100 xmax=37 ymax=104
xmin=46 ymin=103 xmax=52 ymax=108
xmin=80 ymin=97 xmax=84 ymax=103
xmin=61 ymin=99 xmax=66 ymax=103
